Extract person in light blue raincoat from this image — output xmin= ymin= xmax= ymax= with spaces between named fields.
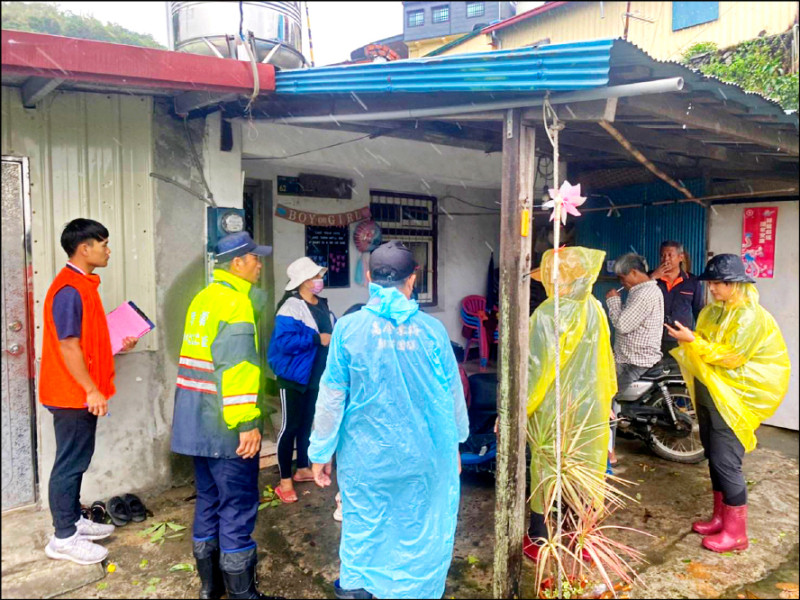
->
xmin=309 ymin=240 xmax=470 ymax=600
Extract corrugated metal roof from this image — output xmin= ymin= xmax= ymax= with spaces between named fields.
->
xmin=275 ymin=38 xmax=615 ymax=94
xmin=610 ymin=40 xmax=797 ymax=127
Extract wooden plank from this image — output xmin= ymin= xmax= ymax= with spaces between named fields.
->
xmin=622 ymin=94 xmax=799 ymax=156
xmin=523 ymin=99 xmax=618 ymax=123
xmin=595 ymin=122 xmax=785 ymax=172
xmin=493 ymin=109 xmax=534 ymax=600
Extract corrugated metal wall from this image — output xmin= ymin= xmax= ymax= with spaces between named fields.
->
xmin=575 ymin=178 xmax=706 ymax=301
xmin=497 ymin=2 xmax=797 ymax=62
xmin=1 ymin=87 xmax=158 ymax=353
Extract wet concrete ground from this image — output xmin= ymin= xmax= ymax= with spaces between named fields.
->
xmin=1 ymin=425 xmax=797 ymax=599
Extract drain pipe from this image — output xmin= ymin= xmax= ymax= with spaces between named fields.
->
xmin=269 ymin=77 xmax=684 ymax=124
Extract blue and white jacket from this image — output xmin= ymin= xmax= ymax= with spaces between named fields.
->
xmin=268 ymin=294 xmax=333 ymax=387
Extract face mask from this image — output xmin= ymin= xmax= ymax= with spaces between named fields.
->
xmin=310 ymin=280 xmax=324 ymax=295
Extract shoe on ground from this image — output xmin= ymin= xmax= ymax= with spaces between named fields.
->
xmin=76 ymin=515 xmax=115 ymax=540
xmin=45 ymin=532 xmax=109 ymax=565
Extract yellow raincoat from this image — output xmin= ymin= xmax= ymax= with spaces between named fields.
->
xmin=527 ymin=247 xmax=617 ymax=514
xmin=671 ymin=283 xmax=790 ymax=452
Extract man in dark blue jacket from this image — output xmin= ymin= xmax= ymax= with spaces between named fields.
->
xmin=650 ymin=241 xmax=704 ymax=353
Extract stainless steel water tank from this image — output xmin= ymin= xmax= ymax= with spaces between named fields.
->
xmin=169 ymin=1 xmax=306 ymax=70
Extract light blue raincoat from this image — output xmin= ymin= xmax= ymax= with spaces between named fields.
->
xmin=308 ymin=283 xmax=470 ymax=599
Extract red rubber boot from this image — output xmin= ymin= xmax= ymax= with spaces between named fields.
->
xmin=523 ymin=534 xmax=543 ymax=562
xmin=692 ymin=491 xmax=724 ymax=535
xmin=702 ymin=503 xmax=748 ymax=553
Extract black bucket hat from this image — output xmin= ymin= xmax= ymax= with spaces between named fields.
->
xmin=698 ymin=253 xmax=756 ymax=284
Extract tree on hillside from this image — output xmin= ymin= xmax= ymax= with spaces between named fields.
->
xmin=1 ymin=2 xmax=165 ymax=48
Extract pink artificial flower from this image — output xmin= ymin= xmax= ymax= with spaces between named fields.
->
xmin=542 ymin=181 xmax=587 ymax=225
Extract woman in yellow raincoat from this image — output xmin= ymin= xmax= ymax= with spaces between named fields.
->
xmin=666 ymin=253 xmax=790 ymax=554
xmin=525 ymin=246 xmax=617 ymax=562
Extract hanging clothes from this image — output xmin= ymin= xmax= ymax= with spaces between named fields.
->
xmin=527 ymin=247 xmax=617 ymax=514
xmin=670 ymin=283 xmax=790 ymax=452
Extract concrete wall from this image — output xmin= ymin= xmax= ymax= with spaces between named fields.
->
xmin=33 ymin=99 xmax=209 ymax=507
xmin=240 ymin=123 xmax=504 ymax=343
xmin=707 ymin=200 xmax=799 ymax=431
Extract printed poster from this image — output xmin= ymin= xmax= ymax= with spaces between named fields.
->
xmin=741 ymin=206 xmax=777 ymax=278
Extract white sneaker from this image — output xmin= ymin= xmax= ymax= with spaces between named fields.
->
xmin=45 ymin=532 xmax=109 ymax=565
xmin=76 ymin=516 xmax=115 ymax=540
xmin=333 ymin=492 xmax=342 ymax=522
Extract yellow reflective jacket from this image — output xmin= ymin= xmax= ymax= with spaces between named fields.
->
xmin=170 ymin=268 xmax=263 ymax=458
xmin=527 ymin=247 xmax=617 ymax=514
xmin=671 ymin=283 xmax=790 ymax=452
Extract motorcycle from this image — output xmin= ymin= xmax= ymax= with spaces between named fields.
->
xmin=458 ymin=356 xmax=704 ymax=472
xmin=615 ymin=356 xmax=705 ymax=464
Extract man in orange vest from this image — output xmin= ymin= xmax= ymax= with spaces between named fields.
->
xmin=40 ymin=219 xmax=138 ymax=565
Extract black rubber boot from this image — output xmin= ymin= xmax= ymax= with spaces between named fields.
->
xmin=333 ymin=578 xmax=373 ymax=599
xmin=220 ymin=547 xmax=284 ymax=600
xmin=193 ymin=539 xmax=225 ymax=600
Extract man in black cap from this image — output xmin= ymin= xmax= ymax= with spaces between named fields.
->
xmin=666 ymin=253 xmax=790 ymax=554
xmin=306 ymin=240 xmax=470 ymax=600
xmin=171 ymin=232 xmax=281 ymax=599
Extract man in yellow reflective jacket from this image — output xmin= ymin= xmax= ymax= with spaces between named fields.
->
xmin=171 ymin=232 xmax=276 ymax=600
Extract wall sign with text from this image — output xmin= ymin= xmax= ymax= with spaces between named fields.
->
xmin=306 ymin=226 xmax=350 ymax=288
xmin=741 ymin=206 xmax=777 ymax=279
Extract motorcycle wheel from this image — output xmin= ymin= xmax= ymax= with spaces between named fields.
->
xmin=647 ymin=385 xmax=705 ymax=464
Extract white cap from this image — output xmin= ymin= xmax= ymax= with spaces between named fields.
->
xmin=285 ymin=257 xmax=327 ymax=291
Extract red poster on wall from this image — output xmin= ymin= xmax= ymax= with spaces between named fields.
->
xmin=741 ymin=206 xmax=778 ymax=278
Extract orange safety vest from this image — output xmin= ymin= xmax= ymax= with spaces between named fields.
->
xmin=39 ymin=266 xmax=115 ymax=408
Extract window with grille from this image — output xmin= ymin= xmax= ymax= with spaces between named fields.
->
xmin=370 ymin=190 xmax=438 ymax=305
xmin=432 ymin=5 xmax=450 ymax=23
xmin=466 ymin=1 xmax=485 ymax=18
xmin=407 ymin=9 xmax=424 ymax=27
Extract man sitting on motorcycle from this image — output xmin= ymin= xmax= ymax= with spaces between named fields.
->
xmin=605 ymin=253 xmax=664 ymax=466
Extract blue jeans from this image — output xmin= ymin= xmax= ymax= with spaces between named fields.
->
xmin=192 ymin=455 xmax=260 ymax=553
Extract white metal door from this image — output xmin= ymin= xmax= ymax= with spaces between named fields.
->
xmin=1 ymin=156 xmax=37 ymax=509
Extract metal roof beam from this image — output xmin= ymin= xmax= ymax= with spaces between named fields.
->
xmin=622 ymin=95 xmax=799 ymax=156
xmin=591 ymin=123 xmax=785 ymax=172
xmin=174 ymin=92 xmax=239 ymax=116
xmin=21 ymin=76 xmax=63 ymax=108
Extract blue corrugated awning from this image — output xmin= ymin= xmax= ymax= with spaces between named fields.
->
xmin=275 ymin=38 xmax=615 ymax=94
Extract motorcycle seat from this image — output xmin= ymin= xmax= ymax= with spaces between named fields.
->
xmin=640 ymin=359 xmax=678 ymax=380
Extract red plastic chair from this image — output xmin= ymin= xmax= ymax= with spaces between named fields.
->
xmin=461 ymin=295 xmax=490 ymax=368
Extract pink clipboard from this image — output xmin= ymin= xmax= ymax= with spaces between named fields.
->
xmin=106 ymin=301 xmax=155 ymax=355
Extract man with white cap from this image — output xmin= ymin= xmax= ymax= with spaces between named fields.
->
xmin=171 ymin=231 xmax=280 ymax=600
xmin=268 ymin=256 xmax=335 ymax=504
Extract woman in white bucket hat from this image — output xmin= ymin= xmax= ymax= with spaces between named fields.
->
xmin=267 ymin=257 xmax=336 ymax=504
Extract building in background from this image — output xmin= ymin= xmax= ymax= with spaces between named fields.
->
xmin=402 ymin=0 xmax=517 ymax=57
xmin=428 ymin=1 xmax=798 ymax=61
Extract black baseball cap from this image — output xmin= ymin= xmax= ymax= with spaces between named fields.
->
xmin=369 ymin=240 xmax=418 ymax=284
xmin=698 ymin=253 xmax=755 ymax=284
xmin=215 ymin=232 xmax=272 ymax=261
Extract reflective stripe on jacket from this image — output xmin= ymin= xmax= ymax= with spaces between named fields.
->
xmin=170 ymin=268 xmax=262 ymax=458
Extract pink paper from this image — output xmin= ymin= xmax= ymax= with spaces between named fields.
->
xmin=106 ymin=302 xmax=154 ymax=354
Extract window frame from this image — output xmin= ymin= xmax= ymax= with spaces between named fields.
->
xmin=672 ymin=1 xmax=719 ymax=31
xmin=407 ymin=8 xmax=425 ymax=28
xmin=370 ymin=190 xmax=438 ymax=306
xmin=432 ymin=4 xmax=450 ymax=24
xmin=466 ymin=1 xmax=485 ymax=18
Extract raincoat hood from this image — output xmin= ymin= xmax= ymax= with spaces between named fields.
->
xmin=364 ymin=282 xmax=419 ymax=324
xmin=671 ymin=281 xmax=790 ymax=452
xmin=539 ymin=247 xmax=605 ymax=300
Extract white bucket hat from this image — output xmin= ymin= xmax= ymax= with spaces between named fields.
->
xmin=285 ymin=257 xmax=327 ymax=291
